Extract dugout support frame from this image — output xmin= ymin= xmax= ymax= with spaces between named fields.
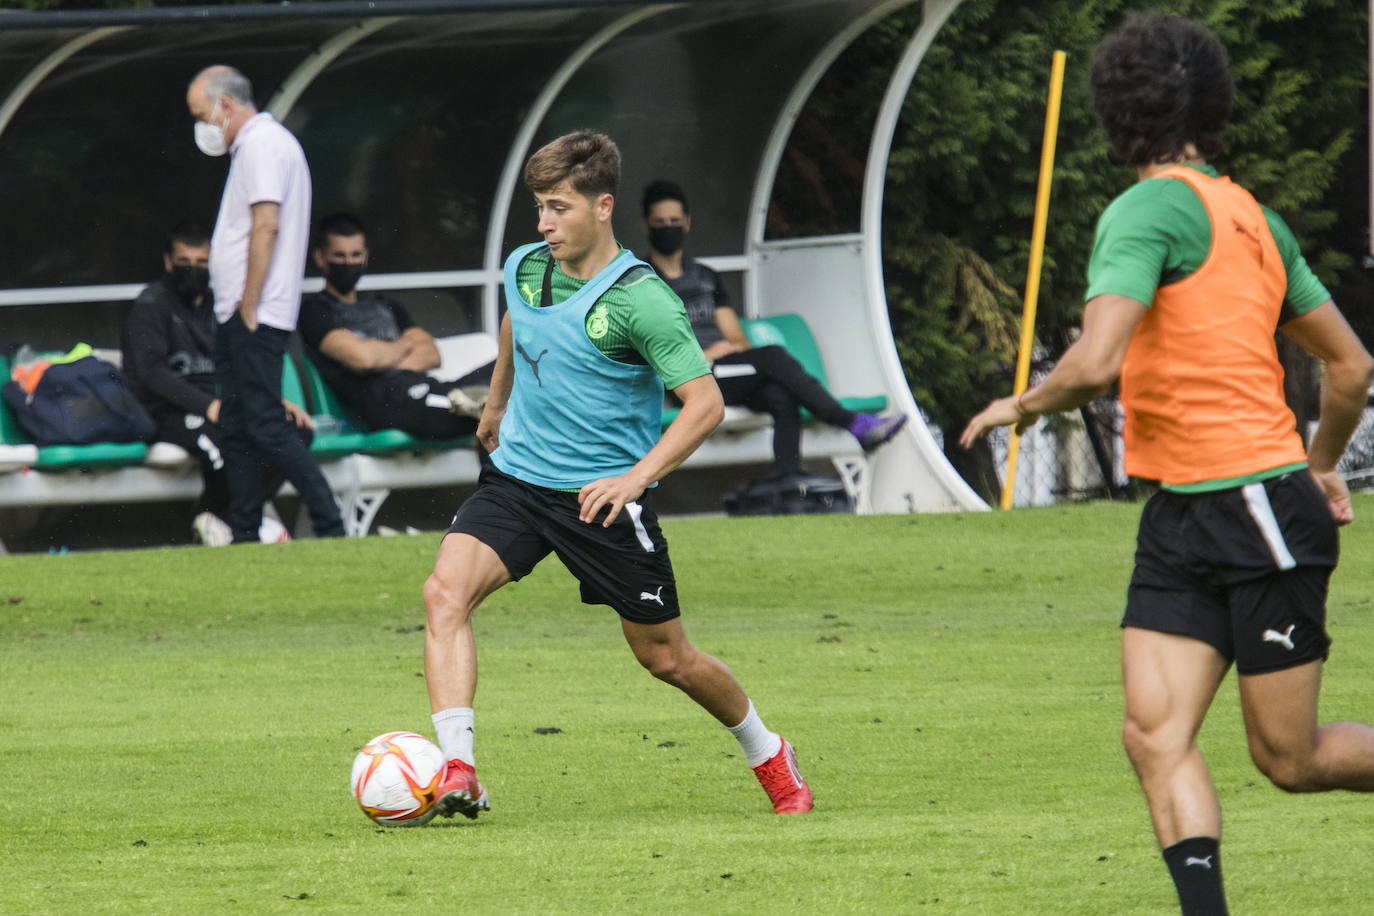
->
xmin=0 ymin=0 xmax=984 ymax=516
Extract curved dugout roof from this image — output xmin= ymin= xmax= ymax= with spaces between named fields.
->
xmin=0 ymin=0 xmax=984 ymax=512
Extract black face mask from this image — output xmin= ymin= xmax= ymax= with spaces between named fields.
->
xmin=169 ymin=265 xmax=210 ymax=304
xmin=326 ymin=262 xmax=366 ymax=295
xmin=647 ymin=225 xmax=686 ymax=256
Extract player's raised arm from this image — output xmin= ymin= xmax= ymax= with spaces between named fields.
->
xmin=959 ymin=293 xmax=1145 ymax=449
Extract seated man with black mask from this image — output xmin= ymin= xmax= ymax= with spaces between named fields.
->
xmin=123 ymin=222 xmax=311 ymax=545
xmin=297 ymin=213 xmax=491 ymax=440
xmin=641 ymin=180 xmax=908 ymax=481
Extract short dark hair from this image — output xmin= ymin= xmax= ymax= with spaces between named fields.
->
xmin=314 ymin=212 xmax=367 ymax=250
xmin=523 ymin=131 xmax=621 ymax=199
xmin=641 ymin=180 xmax=689 ymax=218
xmin=166 ymin=221 xmax=210 ymax=254
xmin=1090 ymin=13 xmax=1234 ymax=167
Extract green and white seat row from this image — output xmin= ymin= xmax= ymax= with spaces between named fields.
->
xmin=0 ymin=316 xmax=889 ymax=545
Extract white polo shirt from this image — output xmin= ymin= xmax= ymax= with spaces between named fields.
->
xmin=209 ymin=112 xmax=312 ymax=331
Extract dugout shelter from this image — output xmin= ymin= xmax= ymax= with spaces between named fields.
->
xmin=0 ymin=0 xmax=985 ymax=517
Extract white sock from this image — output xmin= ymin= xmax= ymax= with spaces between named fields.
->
xmin=726 ymin=700 xmax=782 ymax=767
xmin=431 ymin=707 xmax=475 ymax=766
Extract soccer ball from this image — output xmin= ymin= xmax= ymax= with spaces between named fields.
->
xmin=350 ymin=731 xmax=445 ymax=827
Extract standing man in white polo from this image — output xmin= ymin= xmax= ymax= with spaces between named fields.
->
xmin=186 ymin=65 xmax=343 ymax=542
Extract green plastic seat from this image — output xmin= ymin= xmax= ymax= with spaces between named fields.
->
xmin=658 ymin=313 xmax=888 ymax=428
xmin=33 ymin=442 xmax=148 ymax=469
xmin=742 ymin=314 xmax=888 ymax=415
xmin=278 ymin=357 xmax=370 ymax=458
xmin=0 ymin=356 xmax=28 ymax=446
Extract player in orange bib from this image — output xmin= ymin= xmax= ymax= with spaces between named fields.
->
xmin=962 ymin=14 xmax=1374 ymax=916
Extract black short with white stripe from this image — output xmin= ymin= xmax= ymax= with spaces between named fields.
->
xmin=1122 ymin=470 xmax=1337 ymax=674
xmin=447 ymin=465 xmax=680 ymax=624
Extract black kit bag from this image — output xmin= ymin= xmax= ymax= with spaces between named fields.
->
xmin=2 ymin=356 xmax=155 ymax=446
xmin=723 ymin=473 xmax=853 ymax=517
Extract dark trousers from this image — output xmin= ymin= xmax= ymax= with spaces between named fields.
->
xmin=712 ymin=345 xmax=855 ymax=476
xmin=153 ymin=408 xmax=310 ymax=520
xmin=214 ymin=313 xmax=344 ymax=543
xmin=354 ymin=369 xmax=483 ymax=440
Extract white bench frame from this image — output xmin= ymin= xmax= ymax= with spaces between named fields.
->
xmin=0 ymin=333 xmax=875 ymax=548
xmin=0 ymin=409 xmax=872 ymax=549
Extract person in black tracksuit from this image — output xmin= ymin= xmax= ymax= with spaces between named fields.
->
xmin=639 ymin=180 xmax=908 ymax=480
xmin=297 ymin=213 xmax=491 ymax=438
xmin=122 ymin=223 xmax=310 ymax=536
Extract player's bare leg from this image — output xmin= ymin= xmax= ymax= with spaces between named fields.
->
xmin=1122 ymin=627 xmax=1229 ymax=844
xmin=1239 ymin=659 xmax=1374 ymax=792
xmin=621 ymin=617 xmax=748 ymax=724
xmin=621 ymin=617 xmax=812 ymax=813
xmin=421 ymin=532 xmax=510 ymax=819
xmin=423 ymin=533 xmax=510 ymax=710
xmin=1122 ymin=626 xmax=1230 ymax=913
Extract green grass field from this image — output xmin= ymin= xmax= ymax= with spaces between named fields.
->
xmin=5 ymin=501 xmax=1374 ymax=914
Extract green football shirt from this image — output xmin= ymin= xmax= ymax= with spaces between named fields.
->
xmin=1086 ymin=163 xmax=1330 ymax=321
xmin=514 ymin=246 xmax=710 ymax=390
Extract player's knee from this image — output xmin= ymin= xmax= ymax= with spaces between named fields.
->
xmin=1121 ymin=714 xmax=1178 ymax=769
xmin=1252 ymin=749 xmax=1319 ymax=793
xmin=641 ymin=653 xmax=680 ymax=684
xmin=422 ymin=572 xmax=475 ymax=627
xmin=633 ymin=644 xmax=686 ymax=685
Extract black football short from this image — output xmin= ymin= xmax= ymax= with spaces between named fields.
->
xmin=446 ymin=465 xmax=680 ymax=625
xmin=1123 ymin=471 xmax=1338 ymax=675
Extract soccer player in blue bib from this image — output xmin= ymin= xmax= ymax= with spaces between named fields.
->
xmin=421 ymin=132 xmax=812 ymax=819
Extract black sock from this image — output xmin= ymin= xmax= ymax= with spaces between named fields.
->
xmin=1162 ymin=836 xmax=1228 ymax=916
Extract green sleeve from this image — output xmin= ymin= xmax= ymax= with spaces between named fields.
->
xmin=1084 ymin=177 xmax=1210 ymax=307
xmin=614 ymin=272 xmax=711 ymax=390
xmin=1085 ymin=169 xmax=1333 ymax=322
xmin=1263 ymin=205 xmax=1332 ymax=323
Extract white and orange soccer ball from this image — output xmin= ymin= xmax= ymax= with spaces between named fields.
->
xmin=350 ymin=731 xmax=445 ymax=827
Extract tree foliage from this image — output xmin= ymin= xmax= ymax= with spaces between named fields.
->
xmin=824 ymin=0 xmax=1367 ymax=449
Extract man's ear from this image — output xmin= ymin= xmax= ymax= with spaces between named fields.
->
xmin=162 ymin=253 xmax=174 ymax=272
xmin=597 ymin=193 xmax=615 ymax=223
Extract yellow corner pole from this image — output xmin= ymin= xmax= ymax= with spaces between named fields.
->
xmin=1001 ymin=49 xmax=1067 ymax=510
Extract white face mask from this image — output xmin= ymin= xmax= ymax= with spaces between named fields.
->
xmin=194 ymin=104 xmax=229 ymax=157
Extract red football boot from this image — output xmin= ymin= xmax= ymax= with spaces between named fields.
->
xmin=434 ymin=759 xmax=489 ymax=820
xmin=751 ymin=739 xmax=813 ymax=814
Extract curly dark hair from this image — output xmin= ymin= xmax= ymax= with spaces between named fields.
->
xmin=1090 ymin=13 xmax=1234 ymax=167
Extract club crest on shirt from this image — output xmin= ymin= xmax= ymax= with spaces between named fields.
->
xmin=587 ymin=304 xmax=610 ymax=340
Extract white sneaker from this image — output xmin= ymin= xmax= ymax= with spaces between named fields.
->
xmin=447 ymin=386 xmax=489 ymax=419
xmin=259 ymin=516 xmax=291 ymax=544
xmin=192 ymin=512 xmax=232 ymax=547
